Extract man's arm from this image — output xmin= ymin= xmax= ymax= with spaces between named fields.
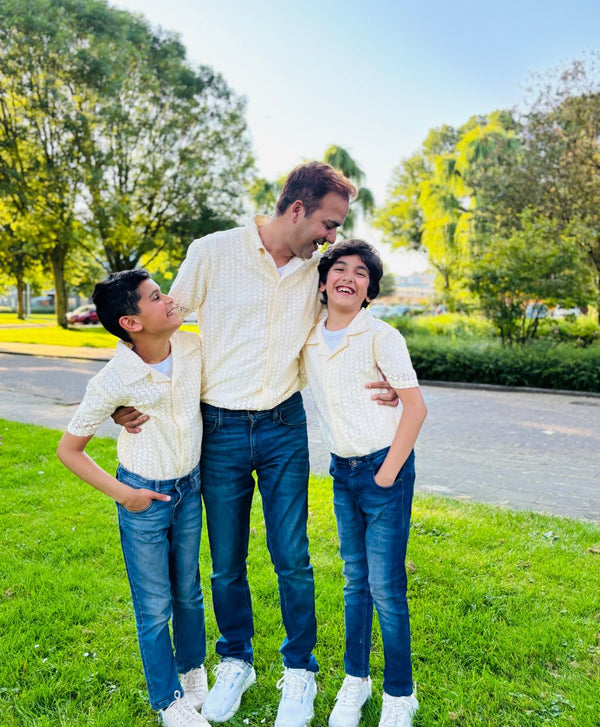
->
xmin=57 ymin=432 xmax=170 ymax=510
xmin=373 ymin=386 xmax=427 ymax=487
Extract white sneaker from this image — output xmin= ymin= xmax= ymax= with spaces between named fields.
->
xmin=180 ymin=665 xmax=208 ymax=710
xmin=329 ymin=675 xmax=372 ymax=727
xmin=201 ymin=657 xmax=256 ymax=722
xmin=275 ymin=668 xmax=317 ymax=727
xmin=378 ymin=691 xmax=419 ymax=727
xmin=160 ymin=691 xmax=211 ymax=726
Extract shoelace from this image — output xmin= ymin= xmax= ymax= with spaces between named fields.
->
xmin=380 ymin=697 xmax=415 ymax=725
xmin=182 ymin=668 xmax=204 ymax=690
xmin=337 ymin=678 xmax=365 ymax=705
xmin=212 ymin=660 xmax=243 ymax=690
xmin=276 ymin=671 xmax=309 ymax=702
xmin=164 ymin=691 xmax=203 ymax=725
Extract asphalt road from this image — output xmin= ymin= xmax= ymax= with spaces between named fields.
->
xmin=1 ymin=352 xmax=599 ymax=522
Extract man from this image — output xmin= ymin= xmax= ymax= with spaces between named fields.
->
xmin=115 ymin=162 xmax=397 ymax=727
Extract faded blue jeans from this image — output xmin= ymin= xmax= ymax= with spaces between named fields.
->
xmin=330 ymin=447 xmax=415 ymax=697
xmin=200 ymin=392 xmax=318 ymax=672
xmin=116 ymin=463 xmax=205 ymax=711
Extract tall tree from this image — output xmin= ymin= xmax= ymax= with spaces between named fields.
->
xmin=521 ymin=53 xmax=600 ymax=320
xmin=0 ymin=0 xmax=253 ymax=326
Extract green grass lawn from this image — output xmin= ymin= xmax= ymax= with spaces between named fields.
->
xmin=0 ymin=313 xmax=197 ymax=348
xmin=1 ymin=419 xmax=598 ymax=726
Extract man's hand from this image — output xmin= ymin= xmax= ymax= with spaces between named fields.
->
xmin=365 ymin=365 xmax=399 ymax=407
xmin=111 ymin=406 xmax=149 ymax=434
xmin=121 ymin=487 xmax=171 ymax=512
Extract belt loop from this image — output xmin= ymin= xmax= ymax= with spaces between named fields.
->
xmin=218 ymin=406 xmax=223 ymax=429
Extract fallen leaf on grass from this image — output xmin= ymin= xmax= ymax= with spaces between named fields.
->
xmin=407 ymin=560 xmax=417 ymax=574
xmin=586 ymin=546 xmax=600 ymax=554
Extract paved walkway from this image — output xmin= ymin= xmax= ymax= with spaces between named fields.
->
xmin=1 ymin=342 xmax=599 ymax=522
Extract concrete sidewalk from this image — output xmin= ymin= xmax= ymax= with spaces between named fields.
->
xmin=0 ymin=340 xmax=115 ymax=361
xmin=1 ymin=341 xmax=599 ymax=522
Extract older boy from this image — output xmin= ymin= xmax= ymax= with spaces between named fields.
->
xmin=301 ymin=240 xmax=427 ymax=727
xmin=57 ymin=270 xmax=209 ymax=727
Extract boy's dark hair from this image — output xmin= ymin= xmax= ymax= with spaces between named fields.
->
xmin=92 ymin=269 xmax=151 ymax=343
xmin=318 ymin=239 xmax=383 ymax=309
xmin=275 ymin=161 xmax=357 ymax=217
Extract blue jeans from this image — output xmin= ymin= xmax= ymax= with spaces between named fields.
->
xmin=330 ymin=447 xmax=415 ymax=697
xmin=116 ymin=463 xmax=205 ymax=711
xmin=200 ymin=392 xmax=317 ymax=672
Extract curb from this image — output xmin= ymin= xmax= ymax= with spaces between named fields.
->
xmin=421 ymin=379 xmax=600 ymax=399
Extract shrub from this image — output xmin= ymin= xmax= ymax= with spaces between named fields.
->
xmin=401 ymin=334 xmax=600 ymax=393
xmin=391 ymin=312 xmax=496 ymax=339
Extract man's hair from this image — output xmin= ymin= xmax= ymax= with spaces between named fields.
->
xmin=275 ymin=161 xmax=357 ymax=217
xmin=318 ymin=239 xmax=383 ymax=309
xmin=92 ymin=269 xmax=151 ymax=342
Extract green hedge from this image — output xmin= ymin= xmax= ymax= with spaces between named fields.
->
xmin=402 ymin=334 xmax=600 ymax=393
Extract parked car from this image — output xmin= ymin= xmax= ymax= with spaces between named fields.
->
xmin=67 ymin=304 xmax=99 ymax=325
xmin=552 ymin=305 xmax=581 ymax=319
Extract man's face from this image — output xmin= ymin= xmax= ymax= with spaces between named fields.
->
xmin=290 ymin=192 xmax=349 ymax=259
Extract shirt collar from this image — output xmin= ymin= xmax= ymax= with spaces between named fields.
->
xmin=306 ymin=307 xmax=372 ymax=354
xmin=114 ymin=331 xmax=198 ymax=386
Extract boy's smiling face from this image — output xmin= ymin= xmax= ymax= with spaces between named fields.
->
xmin=320 ymin=254 xmax=371 ymax=314
xmin=120 ymin=278 xmax=181 ymax=336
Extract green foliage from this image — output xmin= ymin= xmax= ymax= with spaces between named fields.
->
xmin=0 ymin=0 xmax=253 ymax=325
xmin=397 ymin=312 xmax=496 ymax=339
xmin=1 ymin=420 xmax=599 ymax=725
xmin=403 ymin=334 xmax=600 ymax=392
xmin=469 ymin=212 xmax=594 ymax=344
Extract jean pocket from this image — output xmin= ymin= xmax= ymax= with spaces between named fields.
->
xmin=202 ymin=414 xmax=220 ymax=434
xmin=118 ymin=499 xmax=155 ymax=515
xmin=371 ymin=467 xmax=399 ymax=490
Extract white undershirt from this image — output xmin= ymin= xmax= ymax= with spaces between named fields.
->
xmin=149 ymin=353 xmax=173 ymax=378
xmin=322 ymin=326 xmax=348 ymax=351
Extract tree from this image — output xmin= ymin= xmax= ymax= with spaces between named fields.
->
xmin=469 ymin=212 xmax=593 ymax=344
xmin=0 ymin=0 xmax=253 ymax=326
xmin=379 ymin=268 xmax=397 ymax=298
xmin=520 ymin=53 xmax=600 ymax=320
xmin=79 ymin=31 xmax=253 ymax=273
xmin=322 ymin=145 xmax=375 ymax=236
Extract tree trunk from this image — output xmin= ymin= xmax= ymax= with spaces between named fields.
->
xmin=48 ymin=245 xmax=69 ymax=328
xmin=16 ymin=276 xmax=25 ymax=319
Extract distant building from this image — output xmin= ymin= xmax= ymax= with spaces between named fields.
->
xmin=394 ymin=273 xmax=435 ymax=306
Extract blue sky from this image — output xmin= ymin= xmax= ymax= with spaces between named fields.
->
xmin=113 ymin=0 xmax=600 ymax=271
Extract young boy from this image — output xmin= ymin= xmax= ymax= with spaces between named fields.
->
xmin=300 ymin=240 xmax=427 ymax=727
xmin=57 ymin=270 xmax=210 ymax=727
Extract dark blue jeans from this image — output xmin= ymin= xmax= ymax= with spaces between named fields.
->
xmin=330 ymin=448 xmax=415 ymax=696
xmin=116 ymin=463 xmax=205 ymax=710
xmin=200 ymin=392 xmax=317 ymax=672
